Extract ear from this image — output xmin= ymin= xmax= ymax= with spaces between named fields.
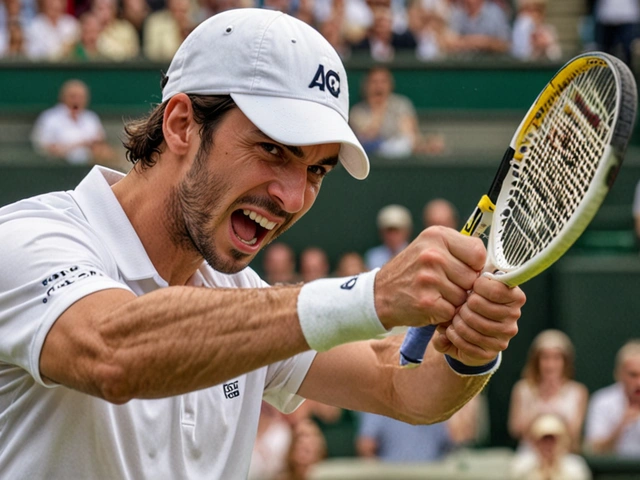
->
xmin=162 ymin=93 xmax=194 ymax=156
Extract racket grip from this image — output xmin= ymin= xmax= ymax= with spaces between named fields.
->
xmin=399 ymin=325 xmax=437 ymax=366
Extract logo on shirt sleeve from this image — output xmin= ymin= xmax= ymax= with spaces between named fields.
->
xmin=41 ymin=265 xmax=104 ymax=303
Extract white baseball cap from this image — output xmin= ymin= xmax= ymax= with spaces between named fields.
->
xmin=377 ymin=204 xmax=413 ymax=230
xmin=162 ymin=8 xmax=369 ymax=180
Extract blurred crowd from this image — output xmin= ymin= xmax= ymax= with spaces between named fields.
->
xmin=0 ymin=0 xmax=566 ymax=63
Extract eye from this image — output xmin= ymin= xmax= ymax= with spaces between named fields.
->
xmin=260 ymin=142 xmax=282 ymax=156
xmin=308 ymin=165 xmax=329 ymax=179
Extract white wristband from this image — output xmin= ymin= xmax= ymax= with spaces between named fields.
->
xmin=297 ymin=269 xmax=388 ymax=352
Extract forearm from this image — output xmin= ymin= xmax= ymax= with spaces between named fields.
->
xmin=42 ymin=285 xmax=308 ymax=402
xmin=300 ymin=334 xmax=491 ymax=425
xmin=388 ymin=340 xmax=491 ymax=424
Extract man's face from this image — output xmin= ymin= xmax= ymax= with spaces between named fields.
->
xmin=381 ymin=226 xmax=410 ymax=252
xmin=618 ymin=355 xmax=640 ymax=405
xmin=63 ymin=84 xmax=88 ymax=113
xmin=168 ymin=108 xmax=340 ymax=274
xmin=366 ymin=70 xmax=392 ymax=99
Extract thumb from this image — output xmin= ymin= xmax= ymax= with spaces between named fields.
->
xmin=432 ymin=326 xmax=454 ymax=354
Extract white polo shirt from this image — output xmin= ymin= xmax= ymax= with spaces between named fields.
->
xmin=585 ymin=383 xmax=640 ymax=457
xmin=0 ymin=166 xmax=316 ymax=479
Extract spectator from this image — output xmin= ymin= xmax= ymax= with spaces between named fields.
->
xmin=121 ymin=0 xmax=150 ymax=44
xmin=31 ymin=79 xmax=115 ymax=165
xmin=25 ymin=0 xmax=79 ymax=60
xmin=447 ymin=0 xmax=511 ymax=56
xmin=192 ymin=0 xmax=247 ymax=25
xmin=249 ymin=402 xmax=293 ymax=480
xmin=279 ymin=418 xmax=328 ymax=480
xmin=350 ymin=5 xmax=416 ymax=62
xmin=423 ymin=198 xmax=459 ymax=230
xmin=334 ymin=251 xmax=367 ymax=277
xmin=68 ymin=12 xmax=104 ymax=60
xmin=2 ymin=19 xmax=27 ymax=57
xmin=584 ymin=339 xmax=640 ymax=456
xmin=592 ymin=0 xmax=640 ymax=65
xmin=364 ymin=204 xmax=413 ymax=269
xmin=313 ymin=0 xmax=372 ymax=46
xmin=508 ymin=329 xmax=589 ymax=453
xmin=356 ymin=411 xmax=455 ymax=462
xmin=262 ymin=242 xmax=299 ymax=285
xmin=509 ymin=413 xmax=592 ymax=480
xmin=92 ymin=0 xmax=140 ymax=60
xmin=0 ymin=0 xmax=28 ymax=57
xmin=299 ymin=247 xmax=330 ymax=283
xmin=350 ymin=67 xmax=444 ymax=158
xmin=143 ymin=0 xmax=193 ymax=61
xmin=410 ymin=0 xmax=455 ymax=61
xmin=511 ymin=0 xmax=561 ymax=61
xmin=318 ymin=4 xmax=353 ymax=60
xmin=289 ymin=400 xmax=360 ymax=459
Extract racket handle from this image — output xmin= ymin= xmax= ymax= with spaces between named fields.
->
xmin=399 ymin=325 xmax=437 ymax=366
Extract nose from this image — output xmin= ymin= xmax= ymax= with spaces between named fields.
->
xmin=267 ymin=164 xmax=308 ymax=214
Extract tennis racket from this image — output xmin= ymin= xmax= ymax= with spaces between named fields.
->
xmin=400 ymin=51 xmax=637 ymax=367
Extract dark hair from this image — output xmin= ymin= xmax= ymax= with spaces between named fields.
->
xmin=123 ymin=94 xmax=237 ymax=169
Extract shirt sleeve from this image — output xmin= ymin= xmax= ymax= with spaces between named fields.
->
xmin=0 ymin=211 xmax=133 ymax=387
xmin=584 ymin=389 xmax=617 ymax=442
xmin=262 ymin=350 xmax=317 ymax=414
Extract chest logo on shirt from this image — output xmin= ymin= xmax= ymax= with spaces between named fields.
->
xmin=223 ymin=380 xmax=240 ymax=399
xmin=40 ymin=265 xmax=103 ymax=303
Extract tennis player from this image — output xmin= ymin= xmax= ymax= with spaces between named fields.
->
xmin=0 ymin=8 xmax=524 ymax=478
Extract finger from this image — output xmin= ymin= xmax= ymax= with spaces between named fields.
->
xmin=463 ymin=293 xmax=521 ymax=331
xmin=414 ymin=239 xmax=479 ymax=295
xmin=432 ymin=328 xmax=453 ymax=353
xmin=444 ymin=325 xmax=499 ymax=364
xmin=439 ymin=227 xmax=487 ymax=272
xmin=471 ymin=275 xmax=527 ymax=307
xmin=450 ymin=313 xmax=513 ymax=353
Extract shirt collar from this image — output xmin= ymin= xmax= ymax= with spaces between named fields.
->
xmin=71 ymin=165 xmax=168 ymax=285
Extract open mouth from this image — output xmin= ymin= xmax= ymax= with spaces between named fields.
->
xmin=231 ymin=209 xmax=277 ymax=246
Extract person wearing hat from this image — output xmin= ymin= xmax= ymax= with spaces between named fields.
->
xmin=364 ymin=204 xmax=413 ymax=270
xmin=0 ymin=8 xmax=525 ymax=478
xmin=509 ymin=413 xmax=592 ymax=480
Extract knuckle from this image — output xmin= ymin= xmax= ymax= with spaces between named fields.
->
xmin=416 ymin=270 xmax=440 ymax=288
xmin=468 ymin=237 xmax=486 ymax=261
xmin=417 ymin=249 xmax=446 ymax=269
xmin=503 ymin=323 xmax=518 ymax=339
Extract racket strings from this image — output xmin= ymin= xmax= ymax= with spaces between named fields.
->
xmin=495 ymin=65 xmax=617 ymax=268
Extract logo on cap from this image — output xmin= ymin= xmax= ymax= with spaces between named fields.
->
xmin=309 ymin=64 xmax=340 ymax=98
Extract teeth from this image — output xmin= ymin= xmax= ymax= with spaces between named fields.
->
xmin=242 ymin=210 xmax=276 ymax=231
xmin=238 ymin=236 xmax=257 ymax=246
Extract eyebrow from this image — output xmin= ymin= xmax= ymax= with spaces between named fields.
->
xmin=254 ymin=129 xmax=340 ymax=168
xmin=285 ymin=145 xmax=340 ymax=170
